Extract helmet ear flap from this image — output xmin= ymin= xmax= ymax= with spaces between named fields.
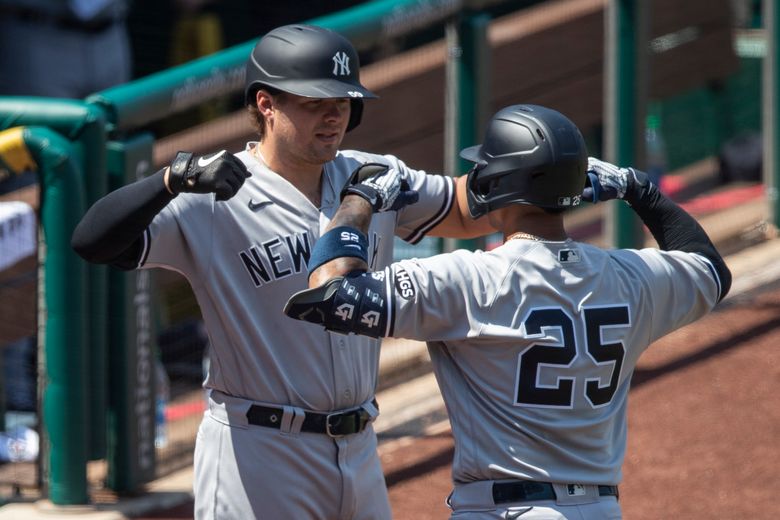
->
xmin=346 ymin=99 xmax=364 ymax=132
xmin=466 ymin=163 xmax=490 ymax=219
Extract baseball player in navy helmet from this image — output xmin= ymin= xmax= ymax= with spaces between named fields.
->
xmin=285 ymin=104 xmax=732 ymax=519
xmin=72 ymin=24 xmax=494 ymax=520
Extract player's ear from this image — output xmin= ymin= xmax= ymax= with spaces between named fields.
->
xmin=256 ymin=89 xmax=276 ymax=116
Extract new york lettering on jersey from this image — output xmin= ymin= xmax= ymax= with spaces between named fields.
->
xmin=238 ymin=230 xmax=382 ymax=287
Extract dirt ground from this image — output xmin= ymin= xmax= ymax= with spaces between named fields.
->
xmin=139 ymin=279 xmax=780 ymax=519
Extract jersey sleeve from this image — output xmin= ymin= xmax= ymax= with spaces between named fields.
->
xmin=386 ymin=249 xmax=495 ymax=340
xmin=612 ymin=247 xmax=722 ymax=344
xmin=140 ymin=193 xmax=215 ymax=280
xmin=384 ymin=156 xmax=455 ymax=244
xmin=331 ymin=151 xmax=456 ymax=245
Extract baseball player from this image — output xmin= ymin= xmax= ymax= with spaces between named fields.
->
xmin=285 ymin=104 xmax=732 ymax=519
xmin=71 ymin=24 xmax=493 ymax=520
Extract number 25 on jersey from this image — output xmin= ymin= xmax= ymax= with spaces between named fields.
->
xmin=515 ymin=305 xmax=630 ymax=408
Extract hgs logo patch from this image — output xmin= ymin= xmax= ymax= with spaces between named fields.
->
xmin=394 ymin=267 xmax=415 ymax=300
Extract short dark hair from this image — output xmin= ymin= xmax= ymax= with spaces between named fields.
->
xmin=246 ymin=86 xmax=283 ymax=141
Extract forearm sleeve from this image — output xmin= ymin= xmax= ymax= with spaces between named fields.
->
xmin=71 ymin=169 xmax=176 ymax=265
xmin=627 ymin=171 xmax=732 ymax=301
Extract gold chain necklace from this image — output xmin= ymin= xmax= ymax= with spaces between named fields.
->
xmin=506 ymin=231 xmax=545 ymax=242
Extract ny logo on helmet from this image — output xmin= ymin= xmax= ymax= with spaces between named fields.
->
xmin=332 ymin=52 xmax=350 ymax=76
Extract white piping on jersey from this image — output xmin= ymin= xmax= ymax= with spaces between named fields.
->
xmin=136 ymin=228 xmax=152 ymax=269
xmin=383 ymin=266 xmax=394 ymax=338
xmin=690 ymin=252 xmax=722 ymax=301
xmin=403 ymin=175 xmax=455 ymax=244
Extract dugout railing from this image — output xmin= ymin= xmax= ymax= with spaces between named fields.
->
xmin=0 ymin=0 xmax=776 ymax=506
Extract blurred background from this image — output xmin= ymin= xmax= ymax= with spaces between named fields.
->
xmin=0 ymin=0 xmax=772 ymax=508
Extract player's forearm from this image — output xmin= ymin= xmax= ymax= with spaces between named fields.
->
xmin=308 ymin=195 xmax=373 ymax=287
xmin=329 ymin=194 xmax=374 ymax=234
xmin=71 ymin=169 xmax=176 ymax=264
xmin=309 ymin=257 xmax=367 ymax=287
xmin=429 ymin=175 xmax=496 ymax=238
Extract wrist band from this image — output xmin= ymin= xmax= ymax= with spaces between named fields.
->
xmin=307 ymin=226 xmax=368 ymax=275
xmin=169 ymin=151 xmax=193 ymax=193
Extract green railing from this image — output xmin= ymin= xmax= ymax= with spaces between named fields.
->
xmin=0 ymin=126 xmax=88 ymax=504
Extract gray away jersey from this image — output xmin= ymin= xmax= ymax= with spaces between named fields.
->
xmin=382 ymin=238 xmax=721 ymax=485
xmin=138 ymin=144 xmax=455 ymax=411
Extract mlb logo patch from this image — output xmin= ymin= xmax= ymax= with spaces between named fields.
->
xmin=567 ymin=484 xmax=587 ymax=496
xmin=558 ymin=195 xmax=582 ymax=206
xmin=558 ymin=249 xmax=581 ymax=263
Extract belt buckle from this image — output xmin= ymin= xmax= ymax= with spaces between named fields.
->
xmin=325 ymin=412 xmax=347 ymax=438
xmin=325 ymin=408 xmax=370 ymax=438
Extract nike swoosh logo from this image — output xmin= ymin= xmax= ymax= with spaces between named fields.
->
xmin=248 ymin=199 xmax=273 ymax=211
xmin=505 ymin=508 xmax=533 ymax=519
xmin=197 ymin=150 xmax=226 ymax=168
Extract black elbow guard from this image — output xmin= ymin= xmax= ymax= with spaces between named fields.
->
xmin=284 ymin=272 xmax=390 ymax=338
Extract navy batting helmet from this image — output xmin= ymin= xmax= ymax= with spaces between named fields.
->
xmin=245 ymin=24 xmax=378 ymax=132
xmin=461 ymin=104 xmax=588 ymax=218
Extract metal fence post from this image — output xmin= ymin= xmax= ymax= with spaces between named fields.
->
xmin=104 ymin=133 xmax=158 ymax=492
xmin=765 ymin=0 xmax=780 ymax=231
xmin=605 ymin=0 xmax=647 ymax=248
xmin=445 ymin=11 xmax=491 ymax=253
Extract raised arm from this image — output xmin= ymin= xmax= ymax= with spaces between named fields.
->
xmin=584 ymin=157 xmax=732 ymax=301
xmin=71 ymin=150 xmax=249 ymax=268
xmin=427 ymin=175 xmax=497 ymax=239
xmin=307 ymin=195 xmax=374 ymax=287
xmin=307 ymin=162 xmax=418 ymax=286
xmin=284 ymin=163 xmax=418 ymax=337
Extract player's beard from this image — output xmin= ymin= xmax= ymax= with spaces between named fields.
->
xmin=272 ymin=114 xmax=346 ymax=171
xmin=306 ymin=126 xmax=345 ymax=163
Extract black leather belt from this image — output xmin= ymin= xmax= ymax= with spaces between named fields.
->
xmin=0 ymin=6 xmax=119 ymax=33
xmin=246 ymin=399 xmax=377 ymax=438
xmin=492 ymin=481 xmax=619 ymax=504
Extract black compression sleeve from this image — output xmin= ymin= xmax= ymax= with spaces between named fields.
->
xmin=71 ymin=169 xmax=176 ymax=265
xmin=625 ymin=169 xmax=732 ymax=301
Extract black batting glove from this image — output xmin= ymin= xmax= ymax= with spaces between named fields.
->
xmin=168 ymin=150 xmax=251 ymax=201
xmin=340 ymin=163 xmax=419 ymax=212
xmin=583 ymin=157 xmax=654 ymax=206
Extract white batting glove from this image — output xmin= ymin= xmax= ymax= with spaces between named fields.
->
xmin=341 ymin=163 xmax=419 ymax=212
xmin=583 ymin=157 xmax=630 ymax=202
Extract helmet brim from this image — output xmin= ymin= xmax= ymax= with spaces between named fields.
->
xmin=459 ymin=144 xmax=485 ymax=164
xmin=272 ymin=78 xmax=378 ymax=100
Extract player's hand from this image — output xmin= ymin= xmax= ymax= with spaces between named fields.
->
xmin=341 ymin=163 xmax=419 ymax=212
xmin=583 ymin=157 xmax=652 ymax=205
xmin=168 ymin=150 xmax=251 ymax=201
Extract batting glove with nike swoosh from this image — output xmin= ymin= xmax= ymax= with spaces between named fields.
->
xmin=341 ymin=163 xmax=419 ymax=212
xmin=168 ymin=150 xmax=251 ymax=201
xmin=583 ymin=157 xmax=652 ymax=205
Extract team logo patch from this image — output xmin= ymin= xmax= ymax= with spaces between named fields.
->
xmin=332 ymin=51 xmax=350 ymax=76
xmin=558 ymin=249 xmax=581 ymax=263
xmin=558 ymin=195 xmax=582 ymax=206
xmin=394 ymin=267 xmax=415 ymax=300
xmin=335 ymin=303 xmax=355 ymax=321
xmin=361 ymin=311 xmax=381 ymax=328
